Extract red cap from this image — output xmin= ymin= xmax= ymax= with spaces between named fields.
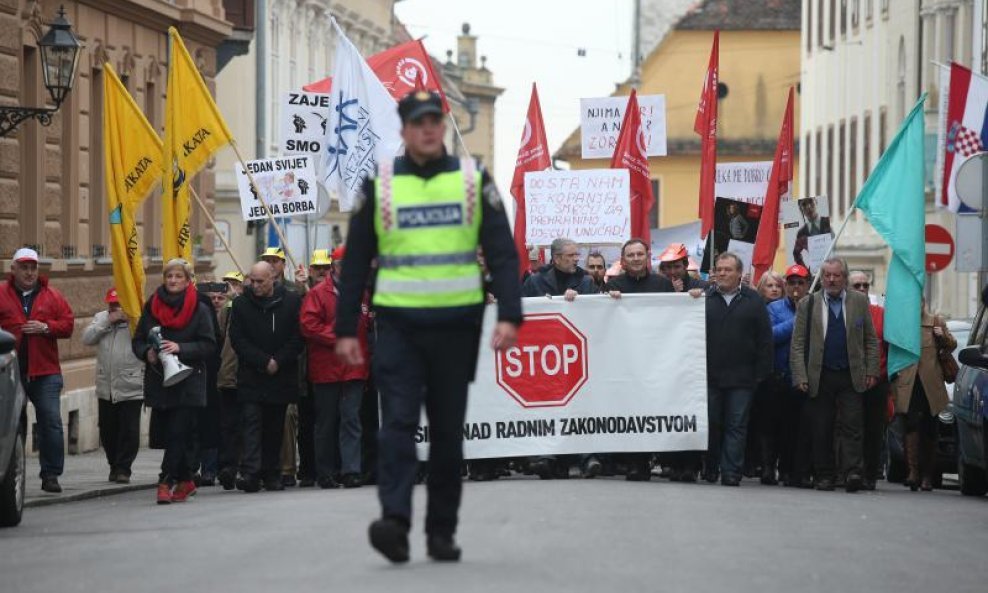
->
xmin=105 ymin=288 xmax=119 ymax=303
xmin=331 ymin=246 xmax=345 ymax=261
xmin=784 ymin=264 xmax=810 ymax=279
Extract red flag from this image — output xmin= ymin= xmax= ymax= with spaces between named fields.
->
xmin=303 ymin=39 xmax=449 ymax=110
xmin=751 ymin=87 xmax=795 ymax=285
xmin=510 ymin=83 xmax=551 ymax=278
xmin=303 ymin=77 xmax=332 ymax=93
xmin=610 ymin=89 xmax=654 ymax=244
xmin=695 ymin=31 xmax=719 ymax=239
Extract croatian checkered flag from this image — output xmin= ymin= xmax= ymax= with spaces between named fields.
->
xmin=319 ymin=18 xmax=403 ymax=212
xmin=947 ymin=121 xmax=985 ymax=158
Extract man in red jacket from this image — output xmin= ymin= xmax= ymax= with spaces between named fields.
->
xmin=300 ymin=247 xmax=370 ymax=489
xmin=0 ymin=248 xmax=75 ymax=492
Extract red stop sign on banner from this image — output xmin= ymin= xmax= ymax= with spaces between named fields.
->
xmin=495 ymin=313 xmax=589 ymax=408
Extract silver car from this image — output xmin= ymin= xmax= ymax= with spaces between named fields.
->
xmin=0 ymin=329 xmax=26 ymax=526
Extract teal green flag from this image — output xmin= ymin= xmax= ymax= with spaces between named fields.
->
xmin=854 ymin=94 xmax=927 ymax=377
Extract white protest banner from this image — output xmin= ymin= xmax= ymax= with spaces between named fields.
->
xmin=416 ymin=295 xmax=708 ymax=459
xmin=524 ymin=169 xmax=630 ymax=245
xmin=580 ymin=95 xmax=667 ymax=159
xmin=715 ymin=161 xmax=773 ymax=204
xmin=235 ymin=155 xmax=318 ymax=221
xmin=806 ymin=233 xmax=833 ymax=272
xmin=279 ymin=91 xmax=330 ymax=155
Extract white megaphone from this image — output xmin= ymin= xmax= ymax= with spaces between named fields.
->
xmin=149 ymin=326 xmax=194 ymax=387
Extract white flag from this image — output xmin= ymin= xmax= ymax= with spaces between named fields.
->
xmin=319 ymin=19 xmax=403 ymax=212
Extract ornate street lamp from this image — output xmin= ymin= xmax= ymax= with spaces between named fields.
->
xmin=0 ymin=5 xmax=82 ymax=137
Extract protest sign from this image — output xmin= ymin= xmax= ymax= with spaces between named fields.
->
xmin=235 ymin=155 xmax=318 ymax=221
xmin=279 ymin=92 xmax=330 ymax=155
xmin=580 ymin=95 xmax=667 ymax=159
xmin=715 ymin=161 xmax=773 ymax=204
xmin=700 ymin=197 xmax=762 ymax=274
xmin=783 ymin=195 xmax=833 ymax=274
xmin=417 ymin=295 xmax=708 ymax=459
xmin=524 ymin=169 xmax=630 ymax=245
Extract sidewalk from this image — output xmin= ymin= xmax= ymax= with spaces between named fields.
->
xmin=25 ymin=448 xmax=164 ymax=508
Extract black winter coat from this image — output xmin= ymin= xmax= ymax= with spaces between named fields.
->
xmin=229 ymin=284 xmax=303 ymax=404
xmin=522 ymin=265 xmax=595 ymax=297
xmin=132 ymin=297 xmax=217 ymax=410
xmin=604 ymin=271 xmax=674 ymax=294
xmin=705 ymin=285 xmax=773 ymax=389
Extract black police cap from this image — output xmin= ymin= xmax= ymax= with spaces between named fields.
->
xmin=398 ymin=90 xmax=443 ymax=123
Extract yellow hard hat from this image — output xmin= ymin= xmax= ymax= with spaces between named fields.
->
xmin=222 ymin=271 xmax=244 ymax=282
xmin=310 ymin=249 xmax=332 ymax=267
xmin=260 ymin=247 xmax=285 ymax=260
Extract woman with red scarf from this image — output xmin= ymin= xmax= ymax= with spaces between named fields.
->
xmin=132 ymin=259 xmax=217 ymax=504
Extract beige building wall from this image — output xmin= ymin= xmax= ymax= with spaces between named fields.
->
xmin=801 ymin=0 xmax=981 ymax=318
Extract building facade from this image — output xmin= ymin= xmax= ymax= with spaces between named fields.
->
xmin=212 ymin=4 xmax=502 ymax=277
xmin=800 ymin=0 xmax=982 ymax=318
xmin=0 ymin=0 xmax=236 ymax=453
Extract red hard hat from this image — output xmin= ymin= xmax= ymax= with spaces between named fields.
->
xmin=658 ymin=243 xmax=689 ymax=263
xmin=331 ymin=246 xmax=345 ymax=261
xmin=105 ymin=288 xmax=119 ymax=304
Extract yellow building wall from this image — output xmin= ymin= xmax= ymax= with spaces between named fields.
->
xmin=561 ymin=29 xmax=801 ymax=272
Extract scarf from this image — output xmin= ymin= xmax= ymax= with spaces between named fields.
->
xmin=151 ymin=284 xmax=198 ymax=329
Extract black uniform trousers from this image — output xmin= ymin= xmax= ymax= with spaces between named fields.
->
xmin=240 ymin=402 xmax=288 ymax=481
xmin=861 ymin=379 xmax=889 ymax=481
xmin=218 ymin=388 xmax=242 ymax=472
xmin=374 ymin=319 xmax=480 ymax=537
xmin=98 ymin=399 xmax=142 ymax=476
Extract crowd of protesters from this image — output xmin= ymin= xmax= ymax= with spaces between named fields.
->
xmin=0 ymin=234 xmax=975 ymax=499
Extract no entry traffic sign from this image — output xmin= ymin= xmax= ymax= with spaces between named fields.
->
xmin=925 ymin=224 xmax=955 ymax=272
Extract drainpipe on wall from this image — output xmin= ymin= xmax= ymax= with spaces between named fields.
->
xmin=255 ymin=0 xmax=268 ymax=256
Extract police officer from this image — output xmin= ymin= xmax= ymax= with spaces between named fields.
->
xmin=335 ymin=90 xmax=522 ymax=564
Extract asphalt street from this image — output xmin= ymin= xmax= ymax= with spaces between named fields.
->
xmin=1 ymin=477 xmax=986 ymax=593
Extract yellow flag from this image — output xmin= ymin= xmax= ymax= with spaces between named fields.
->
xmin=163 ymin=27 xmax=233 ymax=262
xmin=103 ymin=63 xmax=163 ymax=330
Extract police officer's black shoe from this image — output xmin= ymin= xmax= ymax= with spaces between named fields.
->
xmin=426 ymin=534 xmax=462 ymax=562
xmin=369 ymin=518 xmax=410 ymax=564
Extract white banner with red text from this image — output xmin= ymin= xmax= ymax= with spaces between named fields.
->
xmin=416 ymin=294 xmax=709 ymax=459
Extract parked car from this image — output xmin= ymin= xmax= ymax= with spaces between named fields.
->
xmin=884 ymin=320 xmax=971 ymax=487
xmin=0 ymin=329 xmax=26 ymax=526
xmin=954 ymin=304 xmax=988 ymax=497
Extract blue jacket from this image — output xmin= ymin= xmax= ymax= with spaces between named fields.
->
xmin=767 ymin=297 xmax=797 ymax=379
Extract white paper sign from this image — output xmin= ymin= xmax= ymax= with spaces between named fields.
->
xmin=524 ymin=169 xmax=630 ymax=245
xmin=235 ymin=155 xmax=319 ymax=221
xmin=806 ymin=233 xmax=833 ymax=272
xmin=727 ymin=239 xmax=755 ymax=274
xmin=417 ymin=295 xmax=709 ymax=459
xmin=580 ymin=95 xmax=668 ymax=159
xmin=715 ymin=161 xmax=773 ymax=204
xmin=279 ymin=92 xmax=331 ymax=155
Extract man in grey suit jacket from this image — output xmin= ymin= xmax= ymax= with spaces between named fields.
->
xmin=790 ymin=258 xmax=879 ymax=492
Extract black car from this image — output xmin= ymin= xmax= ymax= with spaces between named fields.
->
xmin=954 ymin=303 xmax=988 ymax=497
xmin=0 ymin=329 xmax=26 ymax=526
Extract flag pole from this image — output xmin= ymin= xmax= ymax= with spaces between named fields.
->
xmin=447 ymin=112 xmax=473 ymax=159
xmin=228 ymin=139 xmax=299 ymax=271
xmin=187 ymin=184 xmax=246 ymax=276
